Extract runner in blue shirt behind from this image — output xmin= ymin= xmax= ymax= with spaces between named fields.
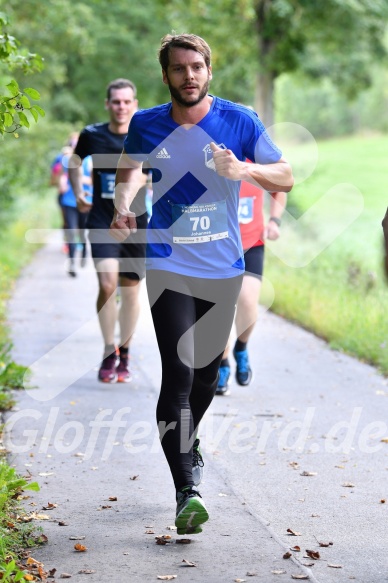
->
xmin=111 ymin=33 xmax=293 ymax=536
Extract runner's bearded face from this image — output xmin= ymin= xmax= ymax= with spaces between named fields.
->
xmin=106 ymin=87 xmax=138 ymax=128
xmin=163 ymin=48 xmax=212 ymax=108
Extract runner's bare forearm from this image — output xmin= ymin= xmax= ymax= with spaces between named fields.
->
xmin=114 ymin=164 xmax=144 ymax=219
xmin=246 ymin=158 xmax=293 ymax=193
xmin=68 ymin=159 xmax=84 ymax=198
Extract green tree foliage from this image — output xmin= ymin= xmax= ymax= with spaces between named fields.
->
xmin=60 ymin=1 xmax=171 ymax=121
xmin=154 ymin=0 xmax=257 ymax=104
xmin=2 ymin=0 xmax=388 ymax=143
xmin=0 ymin=12 xmax=44 ymax=136
xmin=5 ymin=0 xmax=96 ymax=121
xmin=276 ymin=66 xmax=388 ymax=138
xmin=5 ymin=0 xmax=170 ymax=123
xmin=158 ymin=0 xmax=388 ymax=126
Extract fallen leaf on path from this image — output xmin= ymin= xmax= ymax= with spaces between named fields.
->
xmin=42 ymin=502 xmax=57 ymax=510
xmin=218 ymin=493 xmax=228 ymax=497
xmin=109 ymin=496 xmax=118 ymax=501
xmin=306 ymin=550 xmax=320 ymax=560
xmin=78 ymin=569 xmax=96 ymax=574
xmin=283 ymin=552 xmax=292 ymax=559
xmin=130 ymin=475 xmax=139 ymax=480
xmin=145 ymin=530 xmax=155 ymax=534
xmin=342 ymin=482 xmax=355 ymax=488
xmin=155 ymin=535 xmax=173 ymax=545
xmin=291 ymin=575 xmax=309 ymax=580
xmin=300 ymin=471 xmax=317 ymax=477
xmin=28 ymin=513 xmax=50 ymax=521
xmin=246 ymin=573 xmax=258 ymax=577
xmin=166 ymin=526 xmax=177 ymax=530
xmin=291 ymin=546 xmax=301 ymax=552
xmin=234 ymin=579 xmax=246 ymax=582
xmin=289 ymin=462 xmax=300 ymax=469
xmin=380 ymin=437 xmax=388 ymax=443
xmin=287 ymin=528 xmax=302 ymax=536
xmin=381 ymin=499 xmax=386 ymax=504
xmin=69 ymin=536 xmax=85 ymax=540
xmin=157 ymin=576 xmax=177 ymax=581
xmin=302 ymin=563 xmax=315 ymax=567
xmin=58 ymin=521 xmax=68 ymax=526
xmin=175 ymin=539 xmax=191 ymax=544
xmin=328 ymin=564 xmax=342 ymax=569
xmin=60 ymin=574 xmax=72 ymax=579
xmin=271 ymin=569 xmax=286 ymax=575
xmin=313 ymin=537 xmax=333 ymax=547
xmin=48 ymin=568 xmax=57 ymax=578
xmin=38 ymin=472 xmax=54 ymax=477
xmin=74 ymin=543 xmax=87 ymax=552
xmin=37 ymin=534 xmax=48 ymax=545
xmin=26 ymin=557 xmax=41 ymax=566
xmin=182 ymin=559 xmax=197 ymax=567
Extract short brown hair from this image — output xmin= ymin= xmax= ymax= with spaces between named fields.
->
xmin=106 ymin=78 xmax=137 ymax=100
xmin=158 ymin=33 xmax=212 ymax=71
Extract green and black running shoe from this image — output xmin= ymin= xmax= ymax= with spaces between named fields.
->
xmin=175 ymin=486 xmax=209 ymax=535
xmin=192 ymin=438 xmax=204 ymax=486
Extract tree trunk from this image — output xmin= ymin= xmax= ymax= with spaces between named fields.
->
xmin=254 ymin=68 xmax=275 ymax=129
xmin=254 ymin=0 xmax=276 ymax=129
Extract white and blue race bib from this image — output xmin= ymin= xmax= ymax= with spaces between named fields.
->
xmin=172 ymin=200 xmax=229 ymax=244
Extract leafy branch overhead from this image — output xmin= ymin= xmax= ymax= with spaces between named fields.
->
xmin=0 ymin=11 xmax=44 ymax=137
xmin=0 ymin=81 xmax=45 ymax=136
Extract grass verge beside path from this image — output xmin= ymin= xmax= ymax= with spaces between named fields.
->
xmin=0 ymin=190 xmax=58 ymax=581
xmin=263 ymin=133 xmax=388 ymax=375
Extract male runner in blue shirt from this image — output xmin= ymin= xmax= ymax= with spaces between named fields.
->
xmin=111 ymin=33 xmax=293 ymax=535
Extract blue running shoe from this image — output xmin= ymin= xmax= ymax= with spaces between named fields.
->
xmin=233 ymin=348 xmax=252 ymax=386
xmin=175 ymin=486 xmax=209 ymax=535
xmin=216 ymin=365 xmax=230 ymax=395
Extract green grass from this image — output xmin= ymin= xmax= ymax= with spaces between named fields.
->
xmin=0 ymin=189 xmax=58 ymax=580
xmin=0 ymin=191 xmax=58 ymax=409
xmin=0 ymin=192 xmax=59 ymax=343
xmin=263 ymin=133 xmax=388 ymax=374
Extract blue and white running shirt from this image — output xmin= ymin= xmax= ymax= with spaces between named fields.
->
xmin=124 ymin=96 xmax=281 ymax=279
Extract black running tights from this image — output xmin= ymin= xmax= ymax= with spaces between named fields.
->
xmin=146 ymin=270 xmax=242 ymax=491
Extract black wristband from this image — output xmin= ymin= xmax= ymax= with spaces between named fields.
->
xmin=269 ymin=216 xmax=281 ymax=227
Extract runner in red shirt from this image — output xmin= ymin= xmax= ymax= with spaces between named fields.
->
xmin=216 ymin=170 xmax=287 ymax=394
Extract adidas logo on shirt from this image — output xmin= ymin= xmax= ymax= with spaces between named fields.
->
xmin=156 ymin=148 xmax=171 ymax=159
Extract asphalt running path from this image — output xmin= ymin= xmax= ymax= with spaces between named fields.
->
xmin=5 ymin=233 xmax=388 ymax=582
